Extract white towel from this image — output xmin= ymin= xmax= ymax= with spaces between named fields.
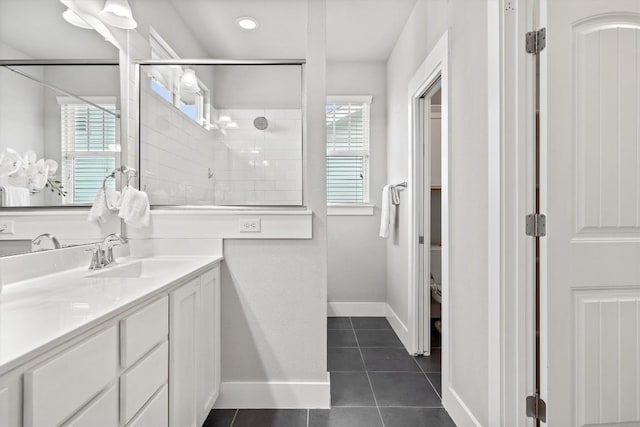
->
xmin=379 ymin=184 xmax=393 ymax=238
xmin=118 ymin=187 xmax=151 ymax=228
xmin=88 ymin=187 xmax=120 ymax=225
xmin=390 ymin=187 xmax=400 ymax=226
xmin=0 ymin=185 xmax=30 ymax=207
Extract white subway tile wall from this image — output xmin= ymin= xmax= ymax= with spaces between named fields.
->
xmin=140 ymin=86 xmax=302 ymax=206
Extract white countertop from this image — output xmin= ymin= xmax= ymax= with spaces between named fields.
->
xmin=0 ymin=255 xmax=223 ymax=375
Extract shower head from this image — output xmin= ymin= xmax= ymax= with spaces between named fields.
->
xmin=253 ymin=116 xmax=269 ymax=130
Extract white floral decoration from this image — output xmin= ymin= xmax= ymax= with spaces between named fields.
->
xmin=0 ymin=149 xmax=63 ymax=194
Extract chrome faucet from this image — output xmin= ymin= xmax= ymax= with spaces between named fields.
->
xmin=87 ymin=234 xmax=128 ymax=270
xmin=101 ymin=233 xmax=128 ymax=267
xmin=32 ymin=233 xmax=61 ymax=251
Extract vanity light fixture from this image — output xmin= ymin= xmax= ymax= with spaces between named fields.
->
xmin=236 ymin=16 xmax=258 ymax=30
xmin=62 ymin=8 xmax=93 ymax=29
xmin=99 ymin=0 xmax=137 ymax=29
xmin=180 ymin=68 xmax=199 ymax=91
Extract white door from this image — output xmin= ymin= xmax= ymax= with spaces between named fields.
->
xmin=545 ymin=1 xmax=640 ymax=426
xmin=169 ymin=278 xmax=200 ymax=427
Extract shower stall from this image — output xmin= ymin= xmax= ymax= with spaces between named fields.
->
xmin=137 ymin=60 xmax=304 ymax=207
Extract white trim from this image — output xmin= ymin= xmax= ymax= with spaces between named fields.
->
xmin=385 ymin=303 xmax=410 ymax=351
xmin=213 ymin=375 xmax=330 ymax=409
xmin=56 ymin=96 xmax=117 ymax=105
xmin=149 ymin=27 xmax=180 ymax=60
xmin=327 ymin=203 xmax=374 ymax=216
xmin=407 ymin=26 xmax=450 ymax=391
xmin=326 ymin=95 xmax=372 ymax=105
xmin=442 ymin=386 xmax=483 ymax=427
xmin=126 ymin=210 xmax=312 ymax=239
xmin=487 ymin=1 xmax=504 ymax=426
xmin=327 ymin=302 xmax=386 ymax=317
xmin=501 ymin=1 xmax=538 ymax=426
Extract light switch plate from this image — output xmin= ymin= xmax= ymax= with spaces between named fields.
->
xmin=239 ymin=218 xmax=261 ymax=233
xmin=0 ymin=221 xmax=15 ymax=234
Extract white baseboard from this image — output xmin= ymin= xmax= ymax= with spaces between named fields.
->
xmin=327 ymin=302 xmax=387 ymax=317
xmin=443 ymin=386 xmax=482 ymax=427
xmin=385 ymin=303 xmax=410 ymax=350
xmin=213 ymin=374 xmax=331 ymax=409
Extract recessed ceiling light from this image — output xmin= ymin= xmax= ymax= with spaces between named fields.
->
xmin=236 ymin=17 xmax=258 ymax=30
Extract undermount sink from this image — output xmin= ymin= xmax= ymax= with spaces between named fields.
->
xmin=87 ymin=259 xmax=187 ymax=279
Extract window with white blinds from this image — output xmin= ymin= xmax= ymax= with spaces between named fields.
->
xmin=59 ymin=97 xmax=117 ymax=204
xmin=326 ymin=97 xmax=371 ymax=203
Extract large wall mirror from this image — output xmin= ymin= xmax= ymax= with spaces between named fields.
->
xmin=0 ymin=63 xmax=121 ymax=208
xmin=139 ymin=63 xmax=303 ymax=206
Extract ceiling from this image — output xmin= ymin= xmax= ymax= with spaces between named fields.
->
xmin=0 ymin=0 xmax=418 ymax=62
xmin=326 ymin=0 xmax=418 ymax=62
xmin=0 ymin=0 xmax=118 ymax=59
xmin=165 ymin=0 xmax=418 ymax=62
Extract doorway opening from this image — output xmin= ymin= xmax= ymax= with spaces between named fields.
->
xmin=413 ymin=81 xmax=443 ymax=357
xmin=417 ymin=85 xmax=443 ymax=357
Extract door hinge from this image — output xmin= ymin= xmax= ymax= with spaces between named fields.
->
xmin=526 ymin=393 xmax=547 ymax=422
xmin=418 ymin=236 xmax=424 ymax=245
xmin=526 ymin=28 xmax=546 ymax=54
xmin=526 ymin=213 xmax=546 ymax=237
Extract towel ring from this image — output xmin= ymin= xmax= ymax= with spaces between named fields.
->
xmin=102 ymin=166 xmax=137 ymax=211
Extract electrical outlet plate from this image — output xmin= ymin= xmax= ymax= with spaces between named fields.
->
xmin=0 ymin=221 xmax=15 ymax=234
xmin=239 ymin=218 xmax=261 ymax=233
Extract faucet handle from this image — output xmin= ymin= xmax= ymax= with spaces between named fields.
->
xmin=86 ymin=244 xmax=104 ymax=270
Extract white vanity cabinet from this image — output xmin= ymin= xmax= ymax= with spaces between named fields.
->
xmin=197 ymin=269 xmax=221 ymax=426
xmin=0 ymin=261 xmax=221 ymax=427
xmin=170 ymin=266 xmax=221 ymax=427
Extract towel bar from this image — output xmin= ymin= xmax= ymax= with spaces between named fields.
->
xmin=102 ymin=166 xmax=137 ymax=211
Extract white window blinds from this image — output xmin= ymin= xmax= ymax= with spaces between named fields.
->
xmin=326 ymin=98 xmax=371 ymax=203
xmin=60 ymin=99 xmax=117 ymax=204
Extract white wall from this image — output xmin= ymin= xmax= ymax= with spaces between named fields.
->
xmin=0 ymin=41 xmax=45 ymax=207
xmin=326 ymin=62 xmax=387 ymax=304
xmin=124 ymin=0 xmax=329 ymax=407
xmin=0 ymin=43 xmax=44 ymax=157
xmin=385 ymin=0 xmax=489 ymax=424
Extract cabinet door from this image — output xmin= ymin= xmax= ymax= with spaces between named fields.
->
xmin=169 ymin=278 xmax=200 ymax=427
xmin=197 ymin=266 xmax=221 ymax=425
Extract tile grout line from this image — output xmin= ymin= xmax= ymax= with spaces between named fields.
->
xmin=350 ymin=317 xmax=387 ymax=427
xmin=229 ymin=408 xmax=239 ymax=427
xmin=424 ymin=372 xmax=443 ymax=402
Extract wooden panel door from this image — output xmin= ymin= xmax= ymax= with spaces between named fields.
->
xmin=545 ymin=2 xmax=640 ymax=425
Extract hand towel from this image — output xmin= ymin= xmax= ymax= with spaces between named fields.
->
xmin=0 ymin=185 xmax=30 ymax=207
xmin=390 ymin=187 xmax=401 ymax=226
xmin=379 ymin=184 xmax=392 ymax=238
xmin=118 ymin=187 xmax=151 ymax=228
xmin=88 ymin=187 xmax=120 ymax=225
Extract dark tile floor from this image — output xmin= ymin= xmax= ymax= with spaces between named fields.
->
xmin=205 ymin=317 xmax=455 ymax=427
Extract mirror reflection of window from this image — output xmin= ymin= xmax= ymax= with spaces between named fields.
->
xmin=58 ymin=97 xmax=118 ymax=204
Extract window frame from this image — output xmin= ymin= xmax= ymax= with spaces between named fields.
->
xmin=326 ymin=95 xmax=373 ymax=212
xmin=58 ymin=96 xmax=118 ymax=205
xmin=149 ymin=27 xmax=211 ymax=128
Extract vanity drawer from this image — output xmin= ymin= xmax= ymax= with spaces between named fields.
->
xmin=24 ymin=326 xmax=118 ymax=427
xmin=65 ymin=385 xmax=118 ymax=427
xmin=127 ymin=384 xmax=168 ymax=427
xmin=120 ymin=296 xmax=168 ymax=368
xmin=120 ymin=340 xmax=168 ymax=424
